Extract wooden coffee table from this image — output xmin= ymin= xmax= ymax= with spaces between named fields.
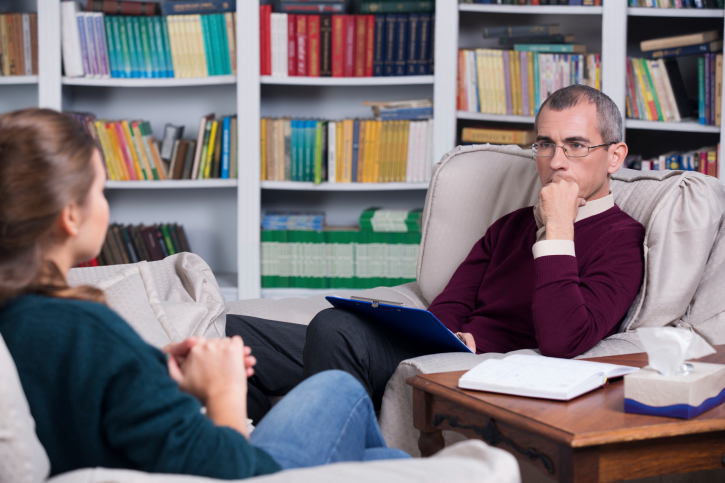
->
xmin=408 ymin=345 xmax=725 ymax=483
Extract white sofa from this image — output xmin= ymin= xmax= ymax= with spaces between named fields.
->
xmin=0 ymin=251 xmax=521 ymax=483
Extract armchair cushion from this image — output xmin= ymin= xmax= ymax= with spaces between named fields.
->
xmin=0 ymin=333 xmax=50 ymax=483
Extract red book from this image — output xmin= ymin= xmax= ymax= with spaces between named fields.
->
xmin=260 ymin=5 xmax=272 ymax=76
xmin=288 ymin=14 xmax=297 ymax=76
xmin=296 ymin=15 xmax=308 ymax=76
xmin=364 ymin=15 xmax=375 ymax=77
xmin=331 ymin=15 xmax=344 ymax=77
xmin=343 ymin=15 xmax=355 ymax=77
xmin=308 ymin=15 xmax=320 ymax=77
xmin=87 ymin=0 xmax=157 ymax=16
xmin=354 ymin=16 xmax=366 ymax=77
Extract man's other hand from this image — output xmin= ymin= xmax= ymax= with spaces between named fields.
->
xmin=538 ymin=176 xmax=585 ymax=241
xmin=460 ymin=332 xmax=476 ymax=353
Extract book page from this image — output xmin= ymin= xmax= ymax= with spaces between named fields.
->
xmin=460 ymin=359 xmax=605 ymax=398
xmin=504 ymin=354 xmax=639 ymax=378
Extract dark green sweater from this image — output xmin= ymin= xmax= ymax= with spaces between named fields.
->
xmin=0 ymin=294 xmax=281 ymax=479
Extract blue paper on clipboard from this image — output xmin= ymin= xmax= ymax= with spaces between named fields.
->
xmin=325 ymin=296 xmax=473 ymax=354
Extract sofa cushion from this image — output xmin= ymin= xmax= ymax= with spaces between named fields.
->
xmin=0 ymin=333 xmax=50 ymax=483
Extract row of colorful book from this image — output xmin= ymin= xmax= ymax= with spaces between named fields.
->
xmin=625 ymin=56 xmax=722 ymax=125
xmin=260 ymin=117 xmax=434 ymax=183
xmin=79 ymin=223 xmax=192 ymax=267
xmin=85 ymin=0 xmax=237 ymax=16
xmin=61 ymin=2 xmax=237 ymax=79
xmin=458 ymin=49 xmax=601 ymax=116
xmin=626 ymin=147 xmax=719 ymax=177
xmin=68 ymin=112 xmax=169 ymax=181
xmin=460 ymin=1 xmax=601 ymax=4
xmin=0 ymin=13 xmax=38 ymax=76
xmin=260 ymin=10 xmax=434 ymax=77
xmin=629 ymin=0 xmax=723 ymax=8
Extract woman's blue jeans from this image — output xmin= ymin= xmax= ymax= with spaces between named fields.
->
xmin=250 ymin=370 xmax=410 ymax=469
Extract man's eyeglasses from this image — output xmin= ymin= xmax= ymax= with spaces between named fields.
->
xmin=531 ymin=141 xmax=616 ymax=158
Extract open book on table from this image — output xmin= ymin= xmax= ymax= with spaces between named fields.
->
xmin=458 ymin=354 xmax=639 ymax=401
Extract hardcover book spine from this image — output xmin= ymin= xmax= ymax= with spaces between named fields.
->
xmin=159 ymin=16 xmax=174 ymax=77
xmin=343 ymin=15 xmax=355 ymax=77
xmin=218 ymin=14 xmax=232 ymax=75
xmin=296 ymin=14 xmax=307 ymax=76
xmin=288 ymin=14 xmax=297 ymax=76
xmin=354 ymin=15 xmax=366 ymax=77
xmin=260 ymin=5 xmax=272 ymax=75
xmin=29 ymin=13 xmax=38 ymax=75
xmin=699 ymin=56 xmax=706 ymax=124
xmin=384 ymin=14 xmax=396 ymax=76
xmin=94 ymin=14 xmax=111 ymax=77
xmin=373 ymin=15 xmax=386 ymax=77
xmin=225 ymin=12 xmax=236 ymax=75
xmin=76 ymin=14 xmax=92 ymax=76
xmin=308 ymin=15 xmax=320 ymax=77
xmin=394 ymin=14 xmax=408 ymax=77
xmin=21 ymin=14 xmax=32 ymax=76
xmin=406 ymin=13 xmax=419 ymax=75
xmin=161 ymin=0 xmax=236 ymax=15
xmin=360 ymin=1 xmax=435 ymax=13
xmin=364 ymin=15 xmax=374 ymax=77
xmin=146 ymin=16 xmax=161 ymax=77
xmin=427 ymin=12 xmax=434 ymax=75
xmin=320 ymin=15 xmax=332 ymax=77
xmin=139 ymin=16 xmax=154 ymax=77
xmin=351 ymin=120 xmax=360 ymax=182
xmin=332 ymin=15 xmax=344 ymax=77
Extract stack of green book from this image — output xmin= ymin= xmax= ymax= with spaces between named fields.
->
xmin=359 ymin=208 xmax=422 ymax=232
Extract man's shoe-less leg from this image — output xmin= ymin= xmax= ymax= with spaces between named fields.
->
xmin=251 ymin=370 xmax=410 ymax=469
xmin=302 ymin=308 xmax=428 ymax=412
xmin=225 ymin=315 xmax=307 ymax=424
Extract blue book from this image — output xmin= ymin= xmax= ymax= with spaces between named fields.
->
xmin=76 ymin=15 xmax=91 ymax=76
xmin=394 ymin=14 xmax=408 ymax=76
xmin=123 ymin=17 xmax=139 ymax=77
xmin=379 ymin=107 xmax=433 ymax=120
xmin=325 ymin=296 xmax=472 ymax=354
xmin=291 ymin=120 xmax=299 ymax=181
xmin=373 ymin=15 xmax=386 ymax=77
xmin=384 ymin=14 xmax=397 ymax=76
xmin=113 ymin=16 xmax=131 ymax=77
xmin=698 ymin=57 xmax=706 ymax=125
xmin=647 ymin=41 xmax=723 ymax=60
xmin=144 ymin=17 xmax=160 ymax=78
xmin=417 ymin=13 xmax=430 ymax=75
xmin=306 ymin=120 xmax=316 ymax=182
xmin=132 ymin=17 xmax=147 ymax=77
xmin=221 ymin=116 xmax=231 ymax=179
xmin=201 ymin=15 xmax=215 ymax=76
xmin=162 ymin=0 xmax=236 ymax=15
xmin=407 ymin=13 xmax=420 ymax=76
xmin=427 ymin=13 xmax=434 ymax=75
xmin=217 ymin=14 xmax=232 ymax=75
xmin=160 ymin=17 xmax=174 ymax=77
xmin=104 ymin=16 xmax=119 ymax=77
xmin=150 ymin=17 xmax=166 ymax=78
xmin=351 ymin=120 xmax=360 ymax=182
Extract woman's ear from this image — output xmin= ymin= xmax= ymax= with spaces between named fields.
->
xmin=57 ymin=202 xmax=81 ymax=238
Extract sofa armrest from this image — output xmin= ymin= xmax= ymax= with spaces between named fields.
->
xmin=226 ymin=282 xmax=429 ymax=326
xmin=46 ymin=440 xmax=519 ymax=483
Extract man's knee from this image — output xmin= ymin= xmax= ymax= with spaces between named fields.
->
xmin=306 ymin=308 xmax=355 ymax=345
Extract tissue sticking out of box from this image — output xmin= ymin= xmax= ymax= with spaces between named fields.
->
xmin=624 ymin=327 xmax=724 ymax=419
xmin=638 ymin=327 xmax=716 ymax=376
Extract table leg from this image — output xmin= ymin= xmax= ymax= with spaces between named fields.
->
xmin=418 ymin=429 xmax=445 ymax=457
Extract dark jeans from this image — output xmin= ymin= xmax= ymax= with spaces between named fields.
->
xmin=226 ymin=308 xmax=429 ymax=424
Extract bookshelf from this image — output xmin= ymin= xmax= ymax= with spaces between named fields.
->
xmin=11 ymin=1 xmax=725 ymax=301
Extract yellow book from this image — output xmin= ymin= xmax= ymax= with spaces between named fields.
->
xmin=105 ymin=123 xmax=131 ymax=181
xmin=497 ymin=51 xmax=506 ymax=114
xmin=225 ymin=12 xmax=236 ymax=75
xmin=461 ymin=127 xmax=536 ymax=145
xmin=121 ymin=120 xmax=146 ymax=180
xmin=375 ymin=121 xmax=386 ymax=183
xmin=183 ymin=16 xmax=196 ymax=77
xmin=193 ymin=14 xmax=207 ymax=77
xmin=475 ymin=49 xmax=487 ymax=114
xmin=204 ymin=120 xmax=219 ymax=178
xmin=131 ymin=122 xmax=156 ymax=180
xmin=145 ymin=136 xmax=167 ymax=179
xmin=514 ymin=52 xmax=522 ymax=116
xmin=265 ymin=118 xmax=274 ymax=180
xmin=260 ymin=118 xmax=267 ymax=180
xmin=117 ymin=122 xmax=143 ymax=180
xmin=342 ymin=119 xmax=354 ymax=182
xmin=357 ymin=121 xmax=366 ymax=182
xmin=635 ymin=59 xmax=656 ymax=121
xmin=166 ymin=16 xmax=182 ymax=77
xmin=175 ymin=15 xmax=190 ymax=77
xmin=484 ymin=49 xmax=493 ymax=114
xmin=335 ymin=121 xmax=343 ymax=182
xmin=364 ymin=120 xmax=377 ymax=182
xmin=391 ymin=121 xmax=401 ymax=182
xmin=509 ymin=52 xmax=518 ymax=116
xmin=383 ymin=121 xmax=394 ymax=182
xmin=528 ymin=52 xmax=535 ymax=116
xmin=94 ymin=120 xmax=119 ymax=181
xmin=399 ymin=121 xmax=410 ymax=182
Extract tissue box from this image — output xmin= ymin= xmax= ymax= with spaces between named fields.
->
xmin=624 ymin=362 xmax=725 ymax=419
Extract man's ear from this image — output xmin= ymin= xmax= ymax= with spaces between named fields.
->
xmin=607 ymin=142 xmax=628 ymax=175
xmin=57 ymin=202 xmax=81 ymax=238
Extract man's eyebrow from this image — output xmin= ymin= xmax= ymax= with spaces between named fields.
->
xmin=536 ymin=135 xmax=553 ymax=141
xmin=563 ymin=135 xmax=591 ymax=143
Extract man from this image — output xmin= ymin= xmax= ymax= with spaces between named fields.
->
xmin=227 ymin=85 xmax=645 ymax=423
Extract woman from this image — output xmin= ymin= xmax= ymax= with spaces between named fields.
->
xmin=0 ymin=108 xmax=408 ymax=479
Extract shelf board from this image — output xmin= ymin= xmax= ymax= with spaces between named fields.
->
xmin=261 ymin=75 xmax=434 ymax=86
xmin=0 ymin=75 xmax=38 ymax=85
xmin=457 ymin=111 xmax=536 ymax=124
xmin=62 ymin=75 xmax=237 ymax=87
xmin=261 ymin=181 xmax=429 ymax=191
xmin=627 ymin=7 xmax=724 ymax=17
xmin=459 ymin=4 xmax=603 ymax=15
xmin=105 ymin=179 xmax=238 ymax=189
xmin=625 ymin=119 xmax=721 ymax=133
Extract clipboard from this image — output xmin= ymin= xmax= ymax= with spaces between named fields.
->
xmin=325 ymin=296 xmax=473 ymax=354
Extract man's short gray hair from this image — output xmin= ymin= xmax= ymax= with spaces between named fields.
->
xmin=534 ymin=85 xmax=623 ymax=144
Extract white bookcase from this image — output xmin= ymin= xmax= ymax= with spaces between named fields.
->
xmin=2 ymin=0 xmax=724 ymax=301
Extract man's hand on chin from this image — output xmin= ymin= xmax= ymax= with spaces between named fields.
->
xmin=539 ymin=175 xmax=586 ymax=241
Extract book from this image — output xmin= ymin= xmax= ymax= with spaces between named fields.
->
xmin=162 ymin=0 xmax=236 ymax=16
xmin=61 ymin=2 xmax=84 ymax=77
xmin=647 ymin=40 xmax=723 ymax=60
xmin=458 ymin=354 xmax=638 ymax=401
xmin=483 ymin=25 xmax=559 ymax=39
xmin=514 ymin=44 xmax=586 ymax=54
xmin=320 ymin=15 xmax=332 ymax=76
xmin=462 ymin=127 xmax=536 ymax=145
xmin=641 ymin=30 xmax=720 ymax=53
xmin=498 ymin=34 xmax=574 ymax=46
xmin=87 ymin=0 xmax=158 ymax=16
xmin=359 ymin=1 xmax=435 ymax=14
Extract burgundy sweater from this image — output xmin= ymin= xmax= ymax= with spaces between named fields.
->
xmin=428 ymin=205 xmax=645 ymax=358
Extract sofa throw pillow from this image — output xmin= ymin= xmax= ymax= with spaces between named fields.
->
xmin=0 ymin=334 xmax=50 ymax=483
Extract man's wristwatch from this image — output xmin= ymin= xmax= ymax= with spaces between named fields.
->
xmin=455 ymin=332 xmax=465 ymax=343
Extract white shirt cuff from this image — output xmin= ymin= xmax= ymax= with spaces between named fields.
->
xmin=532 ymin=240 xmax=576 ymax=259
